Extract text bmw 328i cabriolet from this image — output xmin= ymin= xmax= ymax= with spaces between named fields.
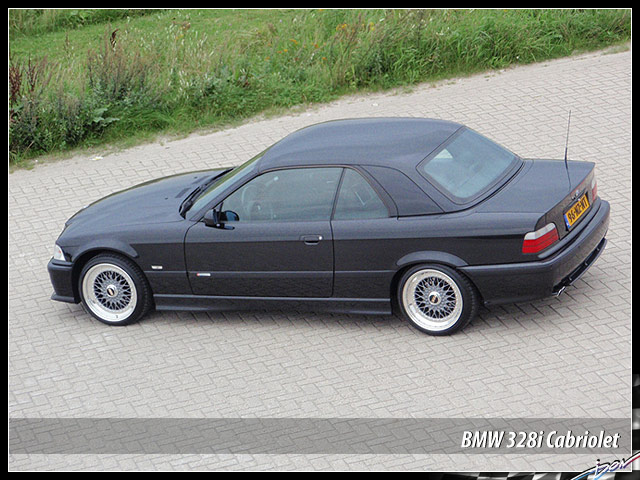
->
xmin=48 ymin=118 xmax=609 ymax=335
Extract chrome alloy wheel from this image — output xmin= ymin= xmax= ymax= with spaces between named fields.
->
xmin=81 ymin=263 xmax=138 ymax=323
xmin=401 ymin=269 xmax=463 ymax=332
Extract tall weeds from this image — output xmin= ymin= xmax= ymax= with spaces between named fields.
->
xmin=9 ymin=9 xmax=159 ymax=36
xmin=9 ymin=9 xmax=631 ymax=164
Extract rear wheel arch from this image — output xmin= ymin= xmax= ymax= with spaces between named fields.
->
xmin=390 ymin=261 xmax=483 ymax=316
xmin=395 ymin=262 xmax=480 ymax=335
xmin=396 ymin=250 xmax=468 ymax=269
xmin=391 ymin=251 xmax=472 ymax=311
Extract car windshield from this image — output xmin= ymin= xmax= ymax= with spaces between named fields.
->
xmin=419 ymin=128 xmax=519 ymax=203
xmin=186 ymin=151 xmax=263 ymax=215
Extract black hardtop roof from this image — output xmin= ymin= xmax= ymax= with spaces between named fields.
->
xmin=256 ymin=117 xmax=463 ymax=172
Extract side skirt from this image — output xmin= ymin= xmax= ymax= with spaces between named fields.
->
xmin=154 ymin=294 xmax=392 ymax=316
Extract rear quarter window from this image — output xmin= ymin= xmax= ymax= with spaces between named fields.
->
xmin=363 ymin=165 xmax=442 ymax=216
xmin=418 ymin=128 xmax=519 ymax=204
xmin=333 ymin=168 xmax=389 ymax=220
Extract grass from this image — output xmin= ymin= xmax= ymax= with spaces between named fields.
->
xmin=9 ymin=9 xmax=631 ymax=167
xmin=9 ymin=9 xmax=162 ymax=36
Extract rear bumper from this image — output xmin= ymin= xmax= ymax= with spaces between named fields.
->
xmin=460 ymin=199 xmax=610 ymax=305
xmin=47 ymin=258 xmax=78 ymax=304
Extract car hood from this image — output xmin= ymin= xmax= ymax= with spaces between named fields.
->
xmin=65 ymin=169 xmax=226 ymax=229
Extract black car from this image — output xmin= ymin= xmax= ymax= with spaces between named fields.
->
xmin=48 ymin=118 xmax=609 ymax=335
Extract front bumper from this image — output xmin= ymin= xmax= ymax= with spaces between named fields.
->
xmin=47 ymin=258 xmax=78 ymax=304
xmin=460 ymin=199 xmax=610 ymax=305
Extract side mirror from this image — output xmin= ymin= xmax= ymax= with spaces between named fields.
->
xmin=204 ymin=209 xmax=236 ymax=229
xmin=222 ymin=210 xmax=239 ymax=222
xmin=203 ymin=209 xmax=219 ymax=228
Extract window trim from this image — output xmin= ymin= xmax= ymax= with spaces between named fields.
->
xmin=186 ymin=156 xmax=262 ymax=222
xmin=193 ymin=164 xmax=396 ymax=224
xmin=330 ymin=167 xmax=394 ymax=221
xmin=214 ymin=165 xmax=345 ymax=224
xmin=416 ymin=127 xmax=522 ymax=206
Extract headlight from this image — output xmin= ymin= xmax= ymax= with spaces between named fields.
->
xmin=53 ymin=244 xmax=67 ymax=262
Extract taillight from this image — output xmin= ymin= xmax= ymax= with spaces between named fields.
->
xmin=591 ymin=177 xmax=598 ymax=200
xmin=522 ymin=223 xmax=559 ymax=254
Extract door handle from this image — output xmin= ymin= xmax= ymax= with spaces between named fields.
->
xmin=301 ymin=234 xmax=323 ymax=245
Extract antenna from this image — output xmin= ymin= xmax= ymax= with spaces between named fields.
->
xmin=564 ymin=110 xmax=572 ymax=186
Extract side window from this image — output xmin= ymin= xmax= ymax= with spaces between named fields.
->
xmin=333 ymin=169 xmax=389 ymax=220
xmin=221 ymin=167 xmax=342 ymax=222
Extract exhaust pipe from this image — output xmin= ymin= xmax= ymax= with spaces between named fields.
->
xmin=552 ymin=285 xmax=566 ymax=297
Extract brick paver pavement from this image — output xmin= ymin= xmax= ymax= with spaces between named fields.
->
xmin=9 ymin=48 xmax=631 ymax=471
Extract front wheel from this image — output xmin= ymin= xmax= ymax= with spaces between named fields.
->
xmin=78 ymin=253 xmax=153 ymax=326
xmin=397 ymin=264 xmax=479 ymax=335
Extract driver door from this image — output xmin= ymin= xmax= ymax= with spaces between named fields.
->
xmin=184 ymin=167 xmax=343 ymax=298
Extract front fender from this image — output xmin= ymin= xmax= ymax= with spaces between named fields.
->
xmin=50 ymin=240 xmax=140 ymax=304
xmin=67 ymin=239 xmax=140 ymax=264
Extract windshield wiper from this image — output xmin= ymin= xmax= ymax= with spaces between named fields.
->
xmin=179 ymin=169 xmax=233 ymax=217
xmin=179 ymin=185 xmax=206 ymax=217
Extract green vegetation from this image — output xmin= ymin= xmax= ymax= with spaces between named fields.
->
xmin=9 ymin=9 xmax=161 ymax=36
xmin=9 ymin=9 xmax=631 ymax=166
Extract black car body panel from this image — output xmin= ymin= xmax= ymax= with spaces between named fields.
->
xmin=460 ymin=199 xmax=609 ymax=304
xmin=48 ymin=259 xmax=76 ymax=303
xmin=48 ymin=118 xmax=609 ymax=321
xmin=66 ymin=170 xmax=218 ymax=228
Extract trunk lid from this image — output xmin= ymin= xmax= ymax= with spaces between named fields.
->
xmin=477 ymin=159 xmax=596 ymax=239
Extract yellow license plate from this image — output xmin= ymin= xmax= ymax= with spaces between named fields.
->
xmin=564 ymin=194 xmax=590 ymax=228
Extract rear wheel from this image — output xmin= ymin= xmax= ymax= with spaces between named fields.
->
xmin=397 ymin=264 xmax=478 ymax=335
xmin=78 ymin=253 xmax=152 ymax=326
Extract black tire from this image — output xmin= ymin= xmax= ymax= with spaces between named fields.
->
xmin=78 ymin=253 xmax=153 ymax=326
xmin=397 ymin=264 xmax=479 ymax=335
